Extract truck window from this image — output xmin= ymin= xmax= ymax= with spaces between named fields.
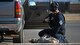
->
xmin=29 ymin=1 xmax=36 ymax=6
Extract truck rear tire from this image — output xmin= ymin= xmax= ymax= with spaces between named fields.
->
xmin=13 ymin=30 xmax=23 ymax=43
xmin=13 ymin=20 xmax=24 ymax=43
xmin=13 ymin=36 xmax=21 ymax=43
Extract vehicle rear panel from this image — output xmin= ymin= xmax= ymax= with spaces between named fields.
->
xmin=0 ymin=1 xmax=15 ymax=18
xmin=0 ymin=0 xmax=19 ymax=31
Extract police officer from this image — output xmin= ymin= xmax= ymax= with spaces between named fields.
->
xmin=39 ymin=2 xmax=68 ymax=43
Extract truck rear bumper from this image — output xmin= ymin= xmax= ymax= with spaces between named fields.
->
xmin=0 ymin=24 xmax=18 ymax=31
xmin=0 ymin=18 xmax=18 ymax=24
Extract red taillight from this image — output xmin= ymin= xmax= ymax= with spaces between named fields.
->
xmin=15 ymin=1 xmax=21 ymax=18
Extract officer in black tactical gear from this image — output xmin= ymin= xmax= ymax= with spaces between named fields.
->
xmin=38 ymin=2 xmax=68 ymax=43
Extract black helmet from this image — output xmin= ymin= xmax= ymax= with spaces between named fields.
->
xmin=50 ymin=2 xmax=59 ymax=12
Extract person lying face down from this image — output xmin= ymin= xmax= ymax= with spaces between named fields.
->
xmin=29 ymin=34 xmax=59 ymax=43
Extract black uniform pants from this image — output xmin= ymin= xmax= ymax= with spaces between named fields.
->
xmin=38 ymin=29 xmax=68 ymax=43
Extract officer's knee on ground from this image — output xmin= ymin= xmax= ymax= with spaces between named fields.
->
xmin=38 ymin=29 xmax=53 ymax=37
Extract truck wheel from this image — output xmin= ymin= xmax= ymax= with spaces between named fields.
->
xmin=13 ymin=20 xmax=24 ymax=43
xmin=13 ymin=30 xmax=23 ymax=43
xmin=13 ymin=35 xmax=21 ymax=43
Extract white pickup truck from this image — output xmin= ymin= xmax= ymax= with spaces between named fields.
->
xmin=0 ymin=0 xmax=25 ymax=43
